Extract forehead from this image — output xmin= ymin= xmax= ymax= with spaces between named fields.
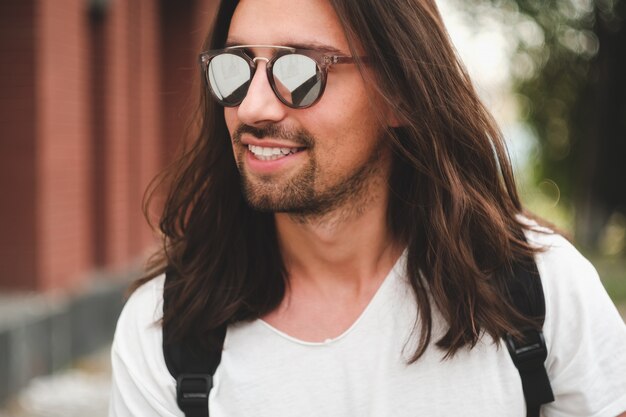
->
xmin=227 ymin=0 xmax=350 ymax=52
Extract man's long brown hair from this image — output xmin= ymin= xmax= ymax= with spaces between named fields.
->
xmin=134 ymin=0 xmax=546 ymax=361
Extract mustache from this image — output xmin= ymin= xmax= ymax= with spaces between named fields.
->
xmin=232 ymin=124 xmax=315 ymax=148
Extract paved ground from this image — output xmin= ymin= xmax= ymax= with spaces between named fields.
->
xmin=0 ymin=346 xmax=112 ymax=417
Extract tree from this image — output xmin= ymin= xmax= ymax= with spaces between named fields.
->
xmin=453 ymin=0 xmax=626 ymax=249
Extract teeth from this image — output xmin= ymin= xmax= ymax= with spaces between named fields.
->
xmin=248 ymin=145 xmax=301 ymax=160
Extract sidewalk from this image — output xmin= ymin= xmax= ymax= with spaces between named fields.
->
xmin=0 ymin=269 xmax=135 ymax=409
xmin=0 ymin=346 xmax=112 ymax=417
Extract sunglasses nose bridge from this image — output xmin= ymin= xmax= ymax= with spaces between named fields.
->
xmin=248 ymin=56 xmax=272 ymax=87
xmin=238 ymin=56 xmax=283 ymax=112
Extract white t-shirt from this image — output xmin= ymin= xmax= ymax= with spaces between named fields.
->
xmin=109 ymin=231 xmax=626 ymax=417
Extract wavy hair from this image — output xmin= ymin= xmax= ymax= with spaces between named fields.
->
xmin=133 ymin=0 xmax=546 ymax=361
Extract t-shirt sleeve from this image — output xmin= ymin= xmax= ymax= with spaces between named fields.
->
xmin=108 ymin=275 xmax=182 ymax=417
xmin=530 ymin=232 xmax=626 ymax=417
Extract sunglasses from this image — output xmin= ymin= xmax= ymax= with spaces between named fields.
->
xmin=199 ymin=45 xmax=365 ymax=109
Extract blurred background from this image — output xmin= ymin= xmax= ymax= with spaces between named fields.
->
xmin=0 ymin=0 xmax=624 ymax=415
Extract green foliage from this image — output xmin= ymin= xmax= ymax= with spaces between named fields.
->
xmin=514 ymin=1 xmax=602 ymax=200
xmin=588 ymin=253 xmax=626 ymax=304
xmin=451 ymin=0 xmax=626 ymax=248
xmin=458 ymin=0 xmax=599 ymax=193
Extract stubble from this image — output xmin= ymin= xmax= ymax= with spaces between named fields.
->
xmin=232 ymin=123 xmax=389 ymax=223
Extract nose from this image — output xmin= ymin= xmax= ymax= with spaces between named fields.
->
xmin=237 ymin=59 xmax=287 ymax=126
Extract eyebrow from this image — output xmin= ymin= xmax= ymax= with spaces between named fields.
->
xmin=224 ymin=39 xmax=345 ymax=55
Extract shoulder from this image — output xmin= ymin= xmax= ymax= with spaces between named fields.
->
xmin=110 ymin=275 xmax=180 ymax=416
xmin=525 ymin=227 xmax=597 ymax=294
xmin=522 ymin=225 xmax=626 ymax=416
xmin=111 ymin=274 xmax=167 ymax=371
xmin=114 ymin=274 xmax=166 ymax=344
xmin=522 ymin=224 xmax=618 ymax=336
xmin=523 ymin=226 xmax=610 ymax=322
xmin=519 ymin=219 xmax=601 ymax=307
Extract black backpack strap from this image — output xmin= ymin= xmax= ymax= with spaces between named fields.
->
xmin=506 ymin=258 xmax=555 ymax=417
xmin=160 ymin=261 xmax=552 ymax=417
xmin=162 ymin=270 xmax=227 ymax=417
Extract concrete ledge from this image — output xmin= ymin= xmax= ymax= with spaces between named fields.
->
xmin=0 ymin=269 xmax=139 ymax=405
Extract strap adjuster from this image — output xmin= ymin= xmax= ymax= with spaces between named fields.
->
xmin=176 ymin=374 xmax=213 ymax=409
xmin=505 ymin=330 xmax=548 ymax=371
xmin=505 ymin=329 xmax=555 ymax=411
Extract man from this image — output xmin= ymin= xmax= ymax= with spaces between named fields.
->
xmin=109 ymin=0 xmax=626 ymax=416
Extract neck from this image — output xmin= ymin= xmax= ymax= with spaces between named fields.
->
xmin=274 ymin=182 xmax=403 ymax=295
xmin=264 ymin=152 xmax=404 ymax=340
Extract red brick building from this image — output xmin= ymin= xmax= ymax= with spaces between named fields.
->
xmin=0 ymin=0 xmax=217 ymax=292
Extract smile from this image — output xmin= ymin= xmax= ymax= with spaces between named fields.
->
xmin=247 ymin=144 xmax=304 ymax=161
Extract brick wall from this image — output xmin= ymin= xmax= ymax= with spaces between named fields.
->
xmin=0 ymin=0 xmax=218 ymax=292
xmin=0 ymin=0 xmax=38 ymax=290
xmin=132 ymin=1 xmax=162 ymax=254
xmin=36 ymin=0 xmax=92 ymax=290
xmin=160 ymin=0 xmax=217 ymax=166
xmin=102 ymin=0 xmax=133 ymax=268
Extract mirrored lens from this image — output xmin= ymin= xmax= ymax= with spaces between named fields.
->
xmin=272 ymin=54 xmax=322 ymax=107
xmin=207 ymin=53 xmax=251 ymax=105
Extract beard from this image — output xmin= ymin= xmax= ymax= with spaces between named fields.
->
xmin=232 ymin=123 xmax=387 ymax=217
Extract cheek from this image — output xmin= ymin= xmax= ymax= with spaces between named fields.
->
xmin=325 ymin=77 xmax=382 ymax=135
xmin=330 ymin=100 xmax=384 ymax=151
xmin=311 ymin=112 xmax=385 ymax=177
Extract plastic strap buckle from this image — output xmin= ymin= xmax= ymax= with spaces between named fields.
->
xmin=505 ymin=329 xmax=548 ymax=371
xmin=176 ymin=374 xmax=213 ymax=411
xmin=506 ymin=329 xmax=554 ymax=415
